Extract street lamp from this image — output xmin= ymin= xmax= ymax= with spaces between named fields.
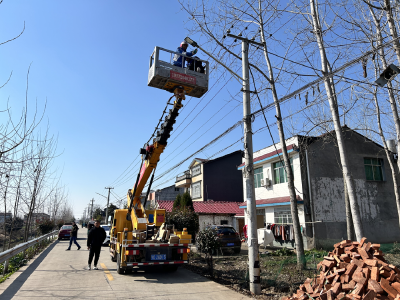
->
xmin=375 ymin=64 xmax=400 ymax=87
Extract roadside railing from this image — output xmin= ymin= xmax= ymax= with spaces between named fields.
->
xmin=0 ymin=230 xmax=58 ymax=265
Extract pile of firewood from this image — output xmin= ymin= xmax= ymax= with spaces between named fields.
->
xmin=284 ymin=238 xmax=400 ymax=300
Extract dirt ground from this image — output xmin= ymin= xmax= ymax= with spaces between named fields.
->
xmin=184 ymin=244 xmax=400 ymax=299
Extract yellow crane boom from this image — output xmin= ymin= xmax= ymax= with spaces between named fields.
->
xmin=126 ymin=87 xmax=186 ymax=230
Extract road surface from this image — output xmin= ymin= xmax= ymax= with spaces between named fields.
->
xmin=0 ymin=229 xmax=250 ymax=299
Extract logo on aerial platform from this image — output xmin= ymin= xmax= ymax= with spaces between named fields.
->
xmin=170 ymin=71 xmax=196 ymax=85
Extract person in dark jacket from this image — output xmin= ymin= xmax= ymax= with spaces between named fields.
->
xmin=87 ymin=220 xmax=106 ymax=270
xmin=67 ymin=222 xmax=81 ymax=250
xmin=172 ymin=40 xmax=198 ymax=68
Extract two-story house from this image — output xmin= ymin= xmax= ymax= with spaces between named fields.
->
xmin=175 ymin=150 xmax=244 ymax=203
xmin=239 ymin=127 xmax=400 ymax=250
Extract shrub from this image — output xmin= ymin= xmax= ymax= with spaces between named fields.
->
xmin=180 ymin=192 xmax=194 ymax=211
xmin=173 ymin=194 xmax=182 ymax=209
xmin=196 ymin=227 xmax=220 ymax=255
xmin=166 ymin=207 xmax=199 ymax=236
xmin=195 ymin=227 xmax=220 ymax=277
xmin=56 ymin=221 xmax=64 ymax=229
xmin=38 ymin=219 xmax=55 ymax=235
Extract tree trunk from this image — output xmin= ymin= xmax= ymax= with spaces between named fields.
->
xmin=381 ymin=0 xmax=400 ymax=170
xmin=310 ymin=0 xmax=364 ymax=240
xmin=258 ymin=0 xmax=305 ymax=268
xmin=372 ymin=91 xmax=400 ymax=228
xmin=368 ymin=6 xmax=400 ymax=229
xmin=344 ymin=179 xmax=355 ymax=240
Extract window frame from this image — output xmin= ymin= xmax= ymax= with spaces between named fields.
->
xmin=254 ymin=167 xmax=264 ymax=188
xmin=364 ymin=157 xmax=385 ymax=182
xmin=273 ymin=158 xmax=293 ymax=185
xmin=191 ymin=165 xmax=201 ymax=177
xmin=191 ymin=181 xmax=202 ymax=199
xmin=274 ymin=208 xmax=293 ymax=224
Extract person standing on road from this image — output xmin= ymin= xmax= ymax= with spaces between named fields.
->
xmin=67 ymin=222 xmax=81 ymax=251
xmin=87 ymin=220 xmax=106 ymax=270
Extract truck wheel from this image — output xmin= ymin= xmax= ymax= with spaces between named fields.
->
xmin=125 ymin=268 xmax=132 ymax=274
xmin=117 ymin=253 xmax=124 ymax=274
xmin=110 ymin=250 xmax=116 ymax=262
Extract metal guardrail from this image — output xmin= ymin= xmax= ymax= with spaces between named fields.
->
xmin=0 ymin=230 xmax=58 ymax=265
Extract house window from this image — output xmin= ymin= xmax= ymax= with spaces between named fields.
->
xmin=192 ymin=182 xmax=201 ymax=198
xmin=254 ymin=167 xmax=264 ymax=188
xmin=174 ymin=187 xmax=180 ymax=192
xmin=220 ymin=220 xmax=228 ymax=225
xmin=256 ymin=209 xmax=265 ymax=215
xmin=274 ymin=209 xmax=292 ymax=224
xmin=364 ymin=158 xmax=384 ymax=181
xmin=192 ymin=165 xmax=201 ymax=177
xmin=273 ymin=158 xmax=293 ymax=184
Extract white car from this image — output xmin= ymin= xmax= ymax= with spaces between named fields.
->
xmin=101 ymin=225 xmax=111 ymax=245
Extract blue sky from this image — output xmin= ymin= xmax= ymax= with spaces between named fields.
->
xmin=0 ymin=0 xmax=292 ymax=219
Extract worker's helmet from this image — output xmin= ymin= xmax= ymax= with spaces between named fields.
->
xmin=180 ymin=41 xmax=188 ymax=47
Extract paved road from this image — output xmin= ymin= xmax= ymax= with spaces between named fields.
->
xmin=0 ymin=230 xmax=250 ymax=299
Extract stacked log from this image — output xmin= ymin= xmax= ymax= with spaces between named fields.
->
xmin=283 ymin=238 xmax=400 ymax=300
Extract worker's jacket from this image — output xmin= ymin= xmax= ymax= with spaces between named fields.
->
xmin=71 ymin=224 xmax=79 ymax=237
xmin=172 ymin=47 xmax=195 ymax=68
xmin=87 ymin=226 xmax=106 ymax=247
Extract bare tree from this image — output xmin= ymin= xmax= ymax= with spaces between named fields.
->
xmin=178 ymin=0 xmax=306 ymax=268
xmin=308 ymin=0 xmax=364 ymax=240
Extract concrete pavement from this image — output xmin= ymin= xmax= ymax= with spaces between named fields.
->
xmin=0 ymin=229 xmax=250 ymax=299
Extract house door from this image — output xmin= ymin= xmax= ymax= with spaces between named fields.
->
xmin=256 ymin=209 xmax=265 ymax=229
xmin=238 ymin=218 xmax=244 ymax=236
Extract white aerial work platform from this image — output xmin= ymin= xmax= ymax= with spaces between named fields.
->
xmin=148 ymin=46 xmax=209 ymax=98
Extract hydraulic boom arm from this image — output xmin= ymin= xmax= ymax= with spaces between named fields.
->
xmin=126 ymin=87 xmax=186 ymax=229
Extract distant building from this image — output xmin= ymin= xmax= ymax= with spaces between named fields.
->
xmin=24 ymin=213 xmax=50 ymax=224
xmin=156 ymin=200 xmax=244 ymax=233
xmin=0 ymin=212 xmax=12 ymax=224
xmin=175 ymin=150 xmax=244 ymax=203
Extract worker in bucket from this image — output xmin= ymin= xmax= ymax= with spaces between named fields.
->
xmin=172 ymin=40 xmax=198 ymax=68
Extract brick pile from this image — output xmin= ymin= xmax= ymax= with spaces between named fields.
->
xmin=284 ymin=238 xmax=400 ymax=300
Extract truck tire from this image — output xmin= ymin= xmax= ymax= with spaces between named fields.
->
xmin=110 ymin=250 xmax=116 ymax=262
xmin=117 ymin=253 xmax=124 ymax=274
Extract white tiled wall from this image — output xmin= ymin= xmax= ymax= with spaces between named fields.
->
xmin=241 ymin=144 xmax=304 ymax=201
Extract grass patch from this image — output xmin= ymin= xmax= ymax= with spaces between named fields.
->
xmin=0 ymin=238 xmax=56 ymax=283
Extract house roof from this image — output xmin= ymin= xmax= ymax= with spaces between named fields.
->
xmin=156 ymin=200 xmax=245 ymax=215
xmin=239 ymin=195 xmax=303 ymax=209
xmin=238 ymin=144 xmax=295 ymax=169
xmin=190 ymin=150 xmax=243 ymax=168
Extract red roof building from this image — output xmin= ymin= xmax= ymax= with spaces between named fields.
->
xmin=156 ymin=200 xmax=245 ymax=234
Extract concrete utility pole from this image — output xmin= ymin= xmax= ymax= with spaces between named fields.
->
xmin=184 ymin=35 xmax=262 ymax=294
xmin=228 ymin=34 xmax=261 ymax=295
xmin=105 ymin=187 xmax=114 ymax=225
xmin=90 ymin=198 xmax=95 ymax=220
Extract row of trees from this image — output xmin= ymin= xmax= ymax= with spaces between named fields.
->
xmin=179 ymin=0 xmax=400 ymax=269
xmin=0 ymin=25 xmax=73 ymax=251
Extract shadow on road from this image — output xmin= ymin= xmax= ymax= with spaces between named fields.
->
xmin=0 ymin=240 xmax=59 ymax=300
xmin=113 ymin=266 xmax=210 ymax=284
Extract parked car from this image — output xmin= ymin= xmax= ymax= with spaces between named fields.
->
xmin=87 ymin=221 xmax=95 ymax=236
xmin=210 ymin=225 xmax=241 ymax=254
xmin=58 ymin=225 xmax=73 ymax=240
xmin=100 ymin=225 xmax=111 ymax=245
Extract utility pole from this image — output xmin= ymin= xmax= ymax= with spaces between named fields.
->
xmin=229 ymin=34 xmax=261 ymax=295
xmin=105 ymin=187 xmax=114 ymax=225
xmin=184 ymin=35 xmax=262 ymax=294
xmin=90 ymin=198 xmax=95 ymax=220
